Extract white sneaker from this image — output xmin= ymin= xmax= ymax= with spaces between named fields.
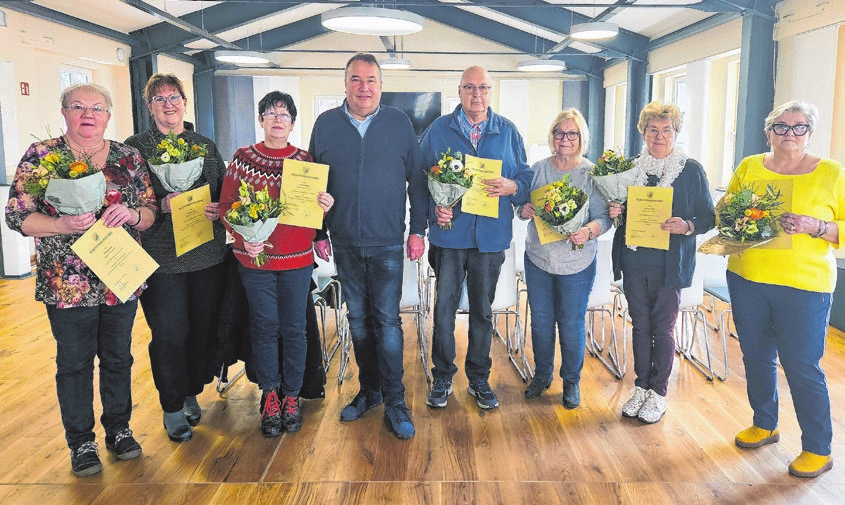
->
xmin=621 ymin=386 xmax=648 ymax=418
xmin=637 ymin=390 xmax=667 ymax=424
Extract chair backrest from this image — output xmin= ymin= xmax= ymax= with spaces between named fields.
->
xmin=313 ymin=254 xmax=337 ymax=279
xmin=512 ymin=216 xmax=529 ymax=274
xmin=458 ymin=243 xmax=518 ymax=312
xmin=679 ymin=256 xmax=705 ymax=308
xmin=400 ymin=258 xmax=421 ymax=309
xmin=587 ymin=238 xmax=613 ymax=308
xmin=698 ymin=252 xmax=728 ymax=289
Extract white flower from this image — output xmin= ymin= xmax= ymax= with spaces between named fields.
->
xmin=449 ymin=159 xmax=463 ymax=172
xmin=161 ymin=152 xmax=171 ymax=162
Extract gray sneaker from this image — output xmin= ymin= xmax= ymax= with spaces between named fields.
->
xmin=621 ymin=386 xmax=648 ymax=418
xmin=468 ymin=379 xmax=499 ymax=409
xmin=426 ymin=378 xmax=453 ymax=408
xmin=637 ymin=389 xmax=667 ymax=424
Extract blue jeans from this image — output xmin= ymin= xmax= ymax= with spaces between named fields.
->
xmin=524 ymin=255 xmax=595 ymax=383
xmin=140 ymin=262 xmax=224 ymax=413
xmin=429 ymin=246 xmax=505 ymax=382
xmin=238 ymin=264 xmax=312 ymax=396
xmin=333 ymin=244 xmax=406 ymax=403
xmin=45 ymin=300 xmax=138 ymax=449
xmin=727 ymin=271 xmax=833 ymax=455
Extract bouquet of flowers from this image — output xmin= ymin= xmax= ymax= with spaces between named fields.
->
xmin=223 ymin=180 xmax=286 ymax=266
xmin=698 ymin=183 xmax=784 ymax=255
xmin=535 ymin=175 xmax=589 ymax=249
xmin=147 ymin=131 xmax=208 ymax=192
xmin=22 ymin=146 xmax=107 ymax=215
xmin=589 ymin=149 xmax=637 ymax=226
xmin=426 ymin=148 xmax=474 ymax=230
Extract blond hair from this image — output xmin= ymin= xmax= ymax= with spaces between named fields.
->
xmin=637 ymin=101 xmax=682 ymax=134
xmin=548 ymin=108 xmax=590 ymax=155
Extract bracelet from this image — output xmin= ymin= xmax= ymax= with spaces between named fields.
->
xmin=587 ymin=226 xmax=595 ymax=240
xmin=820 ymin=220 xmax=829 ymax=239
xmin=132 ymin=208 xmax=142 ymax=227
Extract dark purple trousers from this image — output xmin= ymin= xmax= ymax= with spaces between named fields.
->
xmin=623 ymin=268 xmax=680 ymax=396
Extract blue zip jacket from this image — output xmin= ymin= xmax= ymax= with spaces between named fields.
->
xmin=420 ymin=106 xmax=533 ymax=252
xmin=309 ymin=103 xmax=428 ymax=247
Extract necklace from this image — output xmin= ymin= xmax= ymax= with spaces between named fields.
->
xmin=64 ymin=135 xmax=107 ymax=159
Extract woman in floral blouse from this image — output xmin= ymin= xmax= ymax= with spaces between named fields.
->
xmin=5 ymin=83 xmax=157 ymax=478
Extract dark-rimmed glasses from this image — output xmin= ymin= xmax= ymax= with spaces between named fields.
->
xmin=553 ymin=130 xmax=581 ymax=141
xmin=150 ymin=94 xmax=183 ymax=107
xmin=770 ymin=123 xmax=810 ymax=136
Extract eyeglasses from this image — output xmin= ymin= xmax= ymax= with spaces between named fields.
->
xmin=553 ymin=130 xmax=581 ymax=141
xmin=460 ymin=84 xmax=492 ymax=95
xmin=150 ymin=94 xmax=184 ymax=107
xmin=645 ymin=127 xmax=675 ymax=138
xmin=770 ymin=123 xmax=810 ymax=136
xmin=262 ymin=111 xmax=293 ymax=123
xmin=64 ymin=103 xmax=109 ymax=116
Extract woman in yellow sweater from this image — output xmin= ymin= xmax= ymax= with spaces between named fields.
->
xmin=728 ymin=100 xmax=843 ymax=478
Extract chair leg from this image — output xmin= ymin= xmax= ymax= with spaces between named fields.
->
xmin=216 ymin=363 xmax=246 ymax=395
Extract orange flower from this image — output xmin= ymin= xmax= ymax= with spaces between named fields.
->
xmin=431 ymin=165 xmax=441 ymax=175
xmin=231 ymin=201 xmax=241 ymax=210
xmin=745 ymin=208 xmax=765 ymax=220
xmin=69 ymin=161 xmax=88 ymax=173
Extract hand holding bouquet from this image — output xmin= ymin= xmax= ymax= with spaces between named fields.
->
xmin=426 ymin=148 xmax=474 ymax=230
xmin=224 ymin=180 xmax=285 ymax=266
xmin=535 ymin=174 xmax=589 ymax=250
xmin=23 ymin=145 xmax=106 ymax=215
xmin=589 ymin=150 xmax=637 ymax=226
xmin=148 ymin=131 xmax=209 ymax=192
xmin=698 ymin=183 xmax=784 ymax=255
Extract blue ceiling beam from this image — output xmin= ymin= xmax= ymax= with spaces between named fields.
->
xmin=648 ymin=12 xmax=740 ymax=51
xmin=400 ymin=4 xmax=602 ymax=78
xmin=225 ymin=15 xmax=330 ymax=55
xmin=485 ymin=4 xmax=649 ymax=62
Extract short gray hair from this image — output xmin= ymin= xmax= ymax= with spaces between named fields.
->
xmin=763 ymin=100 xmax=818 ymax=134
xmin=60 ymin=83 xmax=113 ymax=111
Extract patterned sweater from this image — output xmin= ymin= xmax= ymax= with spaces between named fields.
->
xmin=218 ymin=142 xmax=316 ymax=271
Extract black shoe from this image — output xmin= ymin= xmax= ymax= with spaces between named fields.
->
xmin=340 ymin=390 xmax=383 ymax=422
xmin=70 ymin=441 xmax=102 ymax=477
xmin=426 ymin=378 xmax=453 ymax=408
xmin=183 ymin=396 xmax=202 ymax=427
xmin=163 ymin=411 xmax=193 ymax=442
xmin=384 ymin=400 xmax=415 ymax=439
xmin=282 ymin=395 xmax=303 ymax=433
xmin=261 ymin=389 xmax=284 ymax=437
xmin=524 ymin=375 xmax=552 ymax=399
xmin=105 ymin=428 xmax=142 ymax=460
xmin=468 ymin=379 xmax=499 ymax=409
xmin=562 ymin=381 xmax=580 ymax=410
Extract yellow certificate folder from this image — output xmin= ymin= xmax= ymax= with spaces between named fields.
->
xmin=461 ymin=155 xmax=502 ymax=218
xmin=625 ymin=186 xmax=673 ymax=250
xmin=530 ymin=184 xmax=565 ymax=245
xmin=171 ymin=185 xmax=213 ymax=257
xmin=71 ymin=220 xmax=159 ymax=303
xmin=277 ymin=159 xmax=329 ymax=229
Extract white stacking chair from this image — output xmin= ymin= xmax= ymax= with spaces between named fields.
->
xmin=312 ymin=253 xmax=351 ymax=384
xmin=457 ymin=243 xmax=531 ymax=381
xmin=698 ymin=252 xmax=731 ymax=381
xmin=675 ymin=256 xmax=717 ymax=381
xmin=585 ymin=236 xmax=627 ymax=379
xmin=401 ymin=257 xmax=431 ymax=384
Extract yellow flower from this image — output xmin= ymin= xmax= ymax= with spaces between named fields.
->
xmin=249 ymin=204 xmax=259 ymax=219
xmin=177 ymin=138 xmax=186 ymax=145
xmin=45 ymin=153 xmax=60 ymax=164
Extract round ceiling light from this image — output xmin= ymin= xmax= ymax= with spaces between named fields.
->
xmin=321 ymin=7 xmax=424 ymax=36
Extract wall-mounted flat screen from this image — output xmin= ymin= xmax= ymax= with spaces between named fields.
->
xmin=381 ymin=91 xmax=442 ymax=138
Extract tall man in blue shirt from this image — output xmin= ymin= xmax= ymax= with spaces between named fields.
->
xmin=309 ymin=53 xmax=428 ymax=439
xmin=420 ymin=66 xmax=533 ymax=410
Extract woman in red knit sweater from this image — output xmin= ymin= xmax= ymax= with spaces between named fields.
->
xmin=219 ymin=91 xmax=333 ymax=437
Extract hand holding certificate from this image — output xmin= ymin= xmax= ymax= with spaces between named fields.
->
xmin=625 ymin=186 xmax=673 ymax=250
xmin=461 ymin=155 xmax=502 ymax=218
xmin=277 ymin=159 xmax=329 ymax=229
xmin=171 ymin=184 xmax=213 ymax=256
xmin=71 ymin=220 xmax=159 ymax=302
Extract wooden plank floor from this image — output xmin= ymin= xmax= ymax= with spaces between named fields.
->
xmin=1 ymin=274 xmax=844 ymax=504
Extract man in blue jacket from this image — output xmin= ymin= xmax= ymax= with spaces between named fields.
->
xmin=420 ymin=66 xmax=533 ymax=410
xmin=309 ymin=53 xmax=428 ymax=439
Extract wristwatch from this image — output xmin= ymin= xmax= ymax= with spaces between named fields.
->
xmin=684 ymin=220 xmax=693 ymax=236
